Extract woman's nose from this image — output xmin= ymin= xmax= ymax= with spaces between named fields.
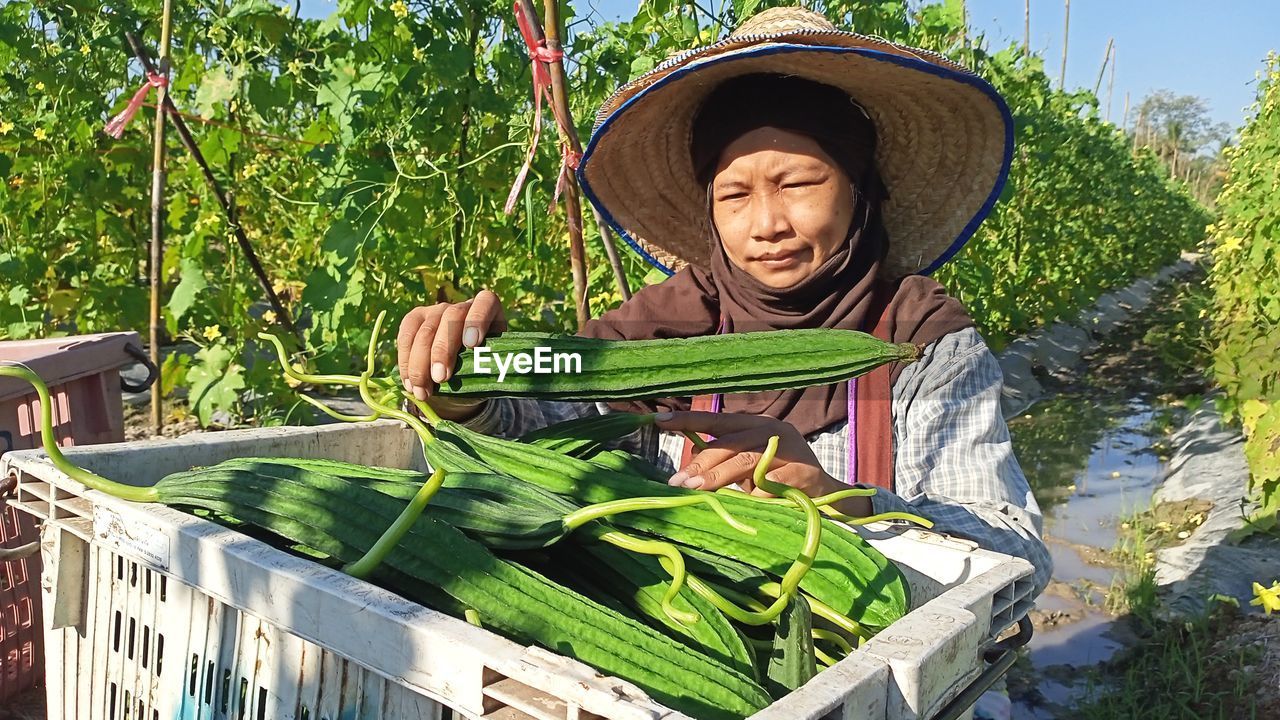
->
xmin=748 ymin=192 xmax=790 ymax=241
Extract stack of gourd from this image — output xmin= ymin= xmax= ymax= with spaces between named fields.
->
xmin=0 ymin=318 xmax=924 ymax=720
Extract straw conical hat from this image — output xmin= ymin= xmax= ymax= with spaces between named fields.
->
xmin=576 ymin=6 xmax=1013 ymax=278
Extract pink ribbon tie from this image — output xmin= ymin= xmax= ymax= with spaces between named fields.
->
xmin=504 ymin=1 xmax=579 ymax=217
xmin=104 ymin=72 xmax=169 ymax=139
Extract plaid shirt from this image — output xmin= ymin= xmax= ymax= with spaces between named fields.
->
xmin=463 ymin=327 xmax=1051 ymax=595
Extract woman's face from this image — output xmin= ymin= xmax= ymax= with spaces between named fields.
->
xmin=710 ymin=126 xmax=855 ymax=289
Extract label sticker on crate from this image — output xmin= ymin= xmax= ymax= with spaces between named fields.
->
xmin=93 ymin=506 xmax=170 ymax=570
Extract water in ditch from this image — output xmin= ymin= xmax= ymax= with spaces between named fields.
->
xmin=1002 ymin=272 xmax=1212 ymax=718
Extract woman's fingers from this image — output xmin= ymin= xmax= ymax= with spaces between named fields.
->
xmin=396 ymin=292 xmax=507 ymax=401
xmin=671 ymin=426 xmax=777 ymax=491
xmin=403 ymin=305 xmax=448 ymax=399
xmin=463 ymin=289 xmax=506 ymax=347
xmin=430 ymin=302 xmax=473 ymax=385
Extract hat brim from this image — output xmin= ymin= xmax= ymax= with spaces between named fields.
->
xmin=577 ymin=42 xmax=1014 ymax=278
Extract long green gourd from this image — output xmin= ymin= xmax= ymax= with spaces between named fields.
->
xmin=425 ymin=420 xmax=910 ymax=629
xmin=154 ymin=470 xmax=773 ymax=719
xmin=567 ymin=539 xmax=756 ymax=679
xmin=436 ymin=329 xmax=919 ymax=399
xmin=764 ymin=592 xmax=817 ymax=700
xmin=0 ymin=364 xmax=770 ymax=718
xmin=519 ymin=411 xmax=656 ymax=455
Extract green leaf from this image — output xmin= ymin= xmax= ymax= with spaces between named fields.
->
xmin=187 ymin=344 xmax=246 ymax=427
xmin=167 ymin=257 xmax=208 ymax=324
xmin=194 ymin=66 xmax=240 ymax=118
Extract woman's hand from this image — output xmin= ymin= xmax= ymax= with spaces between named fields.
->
xmin=654 ymin=411 xmax=873 ymax=516
xmin=396 ymin=290 xmax=506 ymax=421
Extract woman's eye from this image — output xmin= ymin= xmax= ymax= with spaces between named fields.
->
xmin=782 ymin=180 xmax=821 ymax=190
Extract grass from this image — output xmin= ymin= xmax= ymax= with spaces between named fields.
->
xmin=1078 ymin=500 xmax=1259 ymax=719
xmin=1075 ymin=603 xmax=1262 ymax=720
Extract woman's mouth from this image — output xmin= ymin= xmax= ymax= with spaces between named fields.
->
xmin=754 ymin=250 xmax=801 ymax=269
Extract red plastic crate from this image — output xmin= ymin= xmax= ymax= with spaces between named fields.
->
xmin=0 ymin=332 xmax=147 ymax=703
xmin=0 ymin=503 xmax=41 ymax=702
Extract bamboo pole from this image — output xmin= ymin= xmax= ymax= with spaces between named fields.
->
xmin=538 ymin=0 xmax=590 ymax=329
xmin=147 ymin=0 xmax=173 ymax=436
xmin=1059 ymin=0 xmax=1070 ymax=89
xmin=1093 ymin=37 xmax=1113 ymax=96
xmin=126 ymin=33 xmax=302 ymax=346
xmin=1106 ymin=46 xmax=1116 ymax=123
xmin=1023 ymin=0 xmax=1030 ymax=57
xmin=1122 ymin=91 xmax=1130 ymax=132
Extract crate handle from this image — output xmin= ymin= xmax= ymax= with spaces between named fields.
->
xmin=121 ymin=343 xmax=159 ymax=394
xmin=929 ymin=616 xmax=1034 ymax=720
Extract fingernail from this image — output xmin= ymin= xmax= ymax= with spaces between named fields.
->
xmin=402 ymin=379 xmax=412 ymax=392
xmin=655 ymin=411 xmax=673 ymax=421
xmin=431 ymin=362 xmax=446 ymax=384
xmin=463 ymin=327 xmax=479 ymax=347
xmin=412 ymin=386 xmax=426 ymax=402
xmin=668 ymin=471 xmax=688 ymax=486
xmin=684 ymin=476 xmax=704 ymax=489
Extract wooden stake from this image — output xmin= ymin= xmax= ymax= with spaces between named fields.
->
xmin=1093 ymin=37 xmax=1113 ymax=96
xmin=126 ymin=34 xmax=302 ymax=346
xmin=1106 ymin=46 xmax=1116 ymax=123
xmin=147 ymin=0 xmax=173 ymax=437
xmin=1059 ymin=0 xmax=1070 ymax=89
xmin=538 ymin=0 xmax=590 ymax=329
xmin=1023 ymin=0 xmax=1030 ymax=57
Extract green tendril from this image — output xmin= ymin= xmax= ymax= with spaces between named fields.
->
xmin=823 ymin=510 xmax=935 ymax=528
xmin=682 ymin=430 xmax=710 ymax=450
xmin=811 ymin=628 xmax=855 ymax=655
xmin=685 ymin=576 xmax=777 ymax=625
xmin=0 ymin=363 xmax=157 ymax=503
xmin=344 ymin=468 xmax=446 ymax=578
xmin=596 ymin=530 xmax=700 ymax=626
xmin=757 ymin=581 xmax=870 ymax=640
xmin=814 ymin=645 xmax=839 ymax=669
xmin=298 ymin=393 xmax=381 ymax=423
xmin=563 ymin=494 xmax=757 ymax=536
xmin=750 ymin=436 xmax=822 ymax=617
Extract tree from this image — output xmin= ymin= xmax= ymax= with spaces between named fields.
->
xmin=1133 ymin=90 xmax=1231 ymax=178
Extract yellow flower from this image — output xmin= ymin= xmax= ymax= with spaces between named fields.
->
xmin=0 ymin=120 xmax=12 ymax=135
xmin=34 ymin=81 xmax=45 ymax=91
xmin=33 ymin=128 xmax=48 ymax=141
xmin=262 ymin=310 xmax=278 ymax=325
xmin=1217 ymin=236 xmax=1244 ymax=254
xmin=1251 ymin=581 xmax=1280 ymax=615
xmin=272 ymin=279 xmax=288 ymax=296
xmin=202 ymin=325 xmax=223 ymax=341
xmin=390 ymin=0 xmax=409 ymax=18
xmin=412 ymin=46 xmax=426 ymax=62
xmin=80 ymin=43 xmax=91 ymax=56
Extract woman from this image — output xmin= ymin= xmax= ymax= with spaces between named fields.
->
xmin=397 ymin=7 xmax=1050 ymax=596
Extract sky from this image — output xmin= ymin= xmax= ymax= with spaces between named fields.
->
xmin=298 ymin=1 xmax=1278 ymax=131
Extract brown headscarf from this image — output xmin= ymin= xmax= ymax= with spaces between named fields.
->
xmin=582 ymin=75 xmax=973 ymax=444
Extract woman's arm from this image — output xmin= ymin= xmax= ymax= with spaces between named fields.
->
xmin=878 ymin=327 xmax=1053 ymax=596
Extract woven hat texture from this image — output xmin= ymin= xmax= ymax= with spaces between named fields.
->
xmin=577 ymin=6 xmax=1013 ymax=278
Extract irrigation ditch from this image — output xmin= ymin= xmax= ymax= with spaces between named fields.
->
xmin=996 ymin=258 xmax=1279 ymax=719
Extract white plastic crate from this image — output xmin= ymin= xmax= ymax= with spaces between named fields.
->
xmin=2 ymin=420 xmax=1036 ymax=720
